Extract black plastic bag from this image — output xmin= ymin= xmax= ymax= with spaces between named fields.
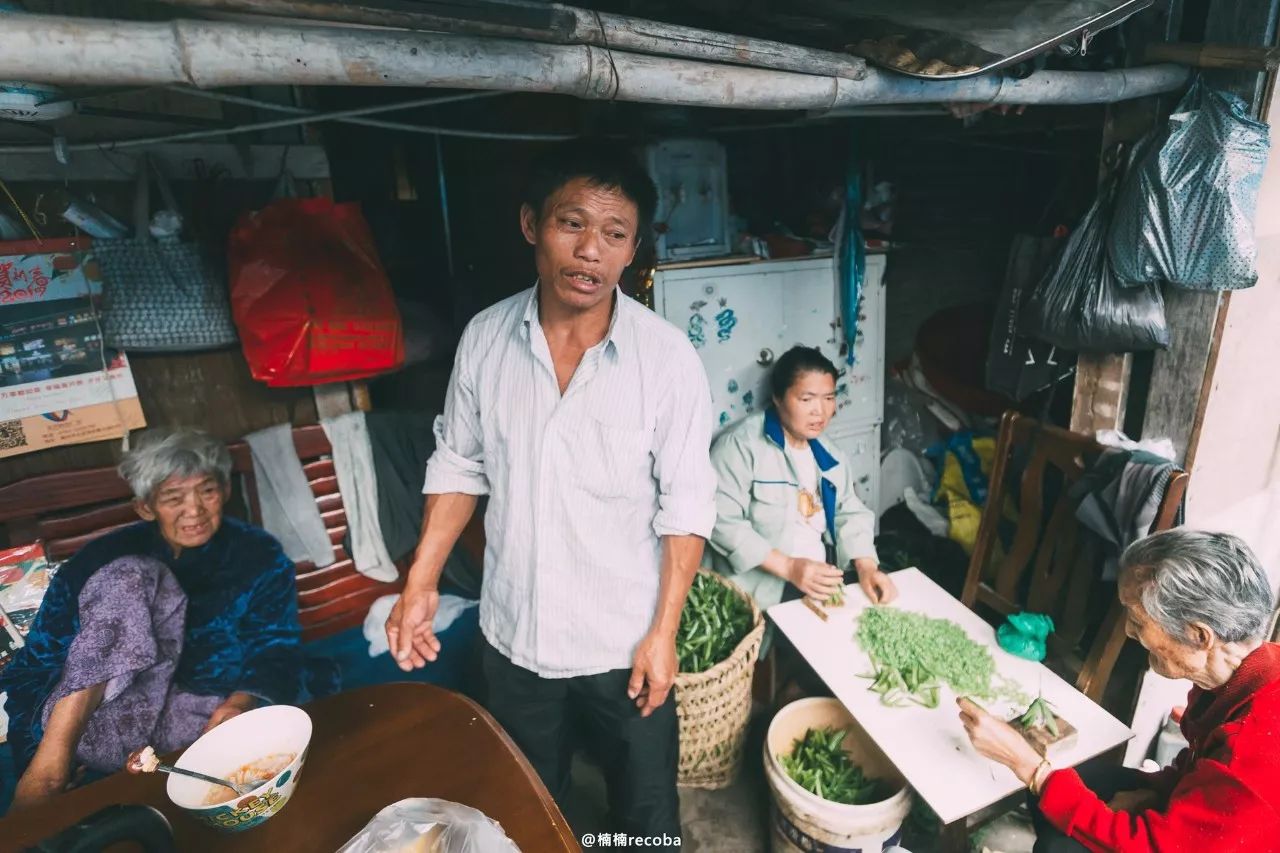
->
xmin=987 ymin=234 xmax=1073 ymax=400
xmin=1022 ymin=180 xmax=1169 ymax=353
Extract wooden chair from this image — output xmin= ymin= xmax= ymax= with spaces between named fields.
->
xmin=228 ymin=425 xmax=409 ymax=641
xmin=0 ymin=425 xmax=485 ymax=642
xmin=960 ymin=411 xmax=1190 ymax=705
xmin=937 ymin=412 xmax=1189 ymax=852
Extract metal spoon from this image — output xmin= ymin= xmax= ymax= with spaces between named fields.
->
xmin=126 ymin=747 xmax=256 ymax=797
xmin=152 ymin=762 xmax=257 ymax=797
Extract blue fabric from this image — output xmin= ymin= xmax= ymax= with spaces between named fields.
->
xmin=0 ymin=518 xmax=301 ymax=777
xmin=838 ymin=162 xmax=865 ymax=366
xmin=0 ymin=743 xmax=13 ymax=816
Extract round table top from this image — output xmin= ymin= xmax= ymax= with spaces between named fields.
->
xmin=0 ymin=682 xmax=580 ymax=852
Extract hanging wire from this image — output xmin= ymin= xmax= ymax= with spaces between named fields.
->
xmin=0 ymin=90 xmax=577 ymax=154
xmin=0 ymin=174 xmax=43 ymax=242
xmin=592 ymin=10 xmax=622 ymax=101
xmin=167 ymin=87 xmax=579 ymax=141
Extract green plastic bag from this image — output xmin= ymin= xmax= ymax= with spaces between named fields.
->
xmin=997 ymin=612 xmax=1055 ymax=662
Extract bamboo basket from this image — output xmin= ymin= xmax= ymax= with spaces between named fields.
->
xmin=674 ymin=570 xmax=766 ymax=789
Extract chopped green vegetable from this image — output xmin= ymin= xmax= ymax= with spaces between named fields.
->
xmin=1017 ymin=695 xmax=1059 ymax=737
xmin=779 ymin=727 xmax=892 ymax=806
xmin=826 ymin=583 xmax=846 ymax=607
xmin=677 ymin=573 xmax=754 ymax=673
xmin=855 ymin=606 xmax=1023 ymax=707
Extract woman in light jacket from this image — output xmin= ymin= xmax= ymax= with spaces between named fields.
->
xmin=707 ymin=346 xmax=897 ymax=615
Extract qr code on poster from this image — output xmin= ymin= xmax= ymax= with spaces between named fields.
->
xmin=0 ymin=419 xmax=27 ymax=452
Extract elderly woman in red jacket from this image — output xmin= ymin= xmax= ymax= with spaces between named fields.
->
xmin=959 ymin=529 xmax=1280 ymax=852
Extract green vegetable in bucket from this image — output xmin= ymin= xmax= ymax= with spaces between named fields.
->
xmin=677 ymin=573 xmax=754 ymax=673
xmin=779 ymin=727 xmax=892 ymax=806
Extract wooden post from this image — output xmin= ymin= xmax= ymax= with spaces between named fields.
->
xmin=1137 ymin=0 xmax=1277 ymax=464
xmin=1070 ymin=353 xmax=1131 ymax=435
xmin=312 ymin=382 xmax=355 ymax=419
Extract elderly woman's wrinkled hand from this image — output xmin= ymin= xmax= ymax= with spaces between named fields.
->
xmin=957 ymin=697 xmax=1044 ymax=785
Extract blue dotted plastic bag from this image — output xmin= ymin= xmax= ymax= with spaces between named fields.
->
xmin=1109 ymin=79 xmax=1270 ymax=291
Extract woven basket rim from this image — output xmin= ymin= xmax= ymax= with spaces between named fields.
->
xmin=675 ymin=569 xmax=765 ymax=687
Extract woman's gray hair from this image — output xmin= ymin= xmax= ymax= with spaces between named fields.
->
xmin=117 ymin=429 xmax=232 ymax=502
xmin=1121 ymin=529 xmax=1275 ymax=645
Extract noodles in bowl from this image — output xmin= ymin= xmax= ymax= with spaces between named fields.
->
xmin=167 ymin=705 xmax=312 ymax=832
xmin=202 ymin=753 xmax=298 ymax=805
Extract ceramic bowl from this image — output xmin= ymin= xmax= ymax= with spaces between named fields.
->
xmin=165 ymin=704 xmax=312 ymax=832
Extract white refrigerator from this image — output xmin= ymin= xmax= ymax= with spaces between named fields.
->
xmin=652 ymin=255 xmax=886 ymax=511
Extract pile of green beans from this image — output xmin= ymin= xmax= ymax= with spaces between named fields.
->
xmin=856 ymin=606 xmax=1014 ymax=707
xmin=677 ymin=573 xmax=754 ymax=673
xmin=779 ymin=727 xmax=890 ymax=806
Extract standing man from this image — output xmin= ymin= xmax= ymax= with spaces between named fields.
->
xmin=386 ymin=141 xmax=715 ymax=841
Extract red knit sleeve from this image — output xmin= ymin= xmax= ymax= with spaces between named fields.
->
xmin=1037 ymin=756 xmax=1275 ymax=852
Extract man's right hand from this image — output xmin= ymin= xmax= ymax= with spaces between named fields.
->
xmin=385 ymin=584 xmax=442 ymax=671
xmin=787 ymin=558 xmax=844 ymax=601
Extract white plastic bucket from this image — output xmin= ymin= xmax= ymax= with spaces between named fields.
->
xmin=765 ymin=697 xmax=912 ymax=852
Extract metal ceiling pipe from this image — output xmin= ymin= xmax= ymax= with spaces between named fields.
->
xmin=152 ymin=0 xmax=871 ymax=80
xmin=0 ymin=15 xmax=1191 ymax=110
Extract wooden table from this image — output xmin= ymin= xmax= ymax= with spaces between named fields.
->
xmin=769 ymin=568 xmax=1133 ymax=827
xmin=1 ymin=682 xmax=581 ymax=852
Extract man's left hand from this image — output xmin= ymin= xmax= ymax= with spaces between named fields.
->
xmin=854 ymin=558 xmax=898 ymax=605
xmin=628 ymin=631 xmax=677 ymax=718
xmin=204 ymin=692 xmax=259 ymax=733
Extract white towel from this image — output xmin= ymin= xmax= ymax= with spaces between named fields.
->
xmin=322 ymin=412 xmax=398 ymax=583
xmin=245 ymin=423 xmax=335 ymax=568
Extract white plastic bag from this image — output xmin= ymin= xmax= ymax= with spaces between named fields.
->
xmin=337 ymin=798 xmax=521 ymax=853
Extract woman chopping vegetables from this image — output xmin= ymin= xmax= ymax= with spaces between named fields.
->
xmin=706 ymin=346 xmax=897 ymax=620
xmin=959 ymin=530 xmax=1280 ymax=851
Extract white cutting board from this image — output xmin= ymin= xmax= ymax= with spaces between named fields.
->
xmin=767 ymin=567 xmax=1133 ymax=825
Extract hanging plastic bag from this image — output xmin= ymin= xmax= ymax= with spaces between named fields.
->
xmin=337 ymin=798 xmax=520 ymax=853
xmin=1109 ymin=79 xmax=1269 ymax=291
xmin=228 ymin=198 xmax=404 ymax=387
xmin=834 ymin=160 xmax=865 ymax=365
xmin=1022 ymin=177 xmax=1169 ymax=353
xmin=986 ymin=234 xmax=1071 ymax=400
xmin=96 ymin=155 xmax=238 ymax=352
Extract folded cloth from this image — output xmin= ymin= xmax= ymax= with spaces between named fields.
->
xmin=245 ymin=423 xmax=335 ymax=568
xmin=42 ymin=557 xmax=223 ymax=773
xmin=322 ymin=412 xmax=398 ymax=583
xmin=1071 ymin=448 xmax=1180 ymax=581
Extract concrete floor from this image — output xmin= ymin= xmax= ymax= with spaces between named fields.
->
xmin=564 ymin=711 xmax=773 ymax=852
xmin=560 ymin=708 xmax=1037 ymax=853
